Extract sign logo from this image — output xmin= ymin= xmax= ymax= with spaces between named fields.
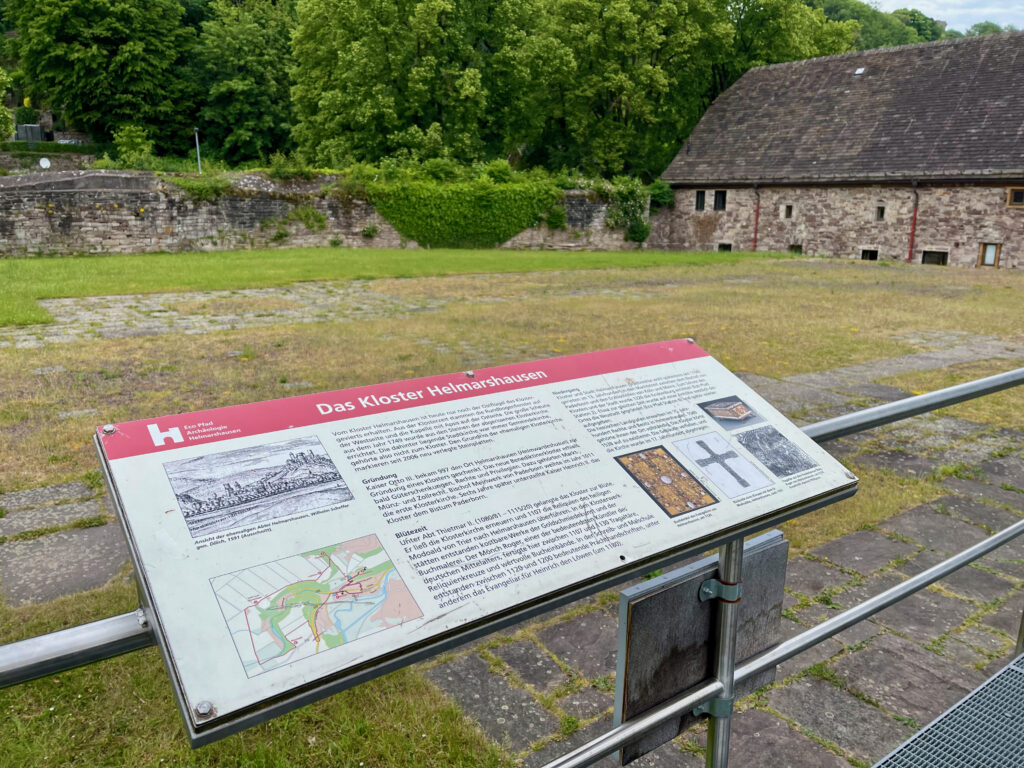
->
xmin=148 ymin=423 xmax=184 ymax=447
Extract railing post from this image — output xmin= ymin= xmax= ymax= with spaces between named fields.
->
xmin=1016 ymin=607 xmax=1024 ymax=658
xmin=705 ymin=538 xmax=744 ymax=768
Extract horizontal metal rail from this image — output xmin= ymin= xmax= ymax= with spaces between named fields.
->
xmin=803 ymin=366 xmax=1024 ymax=443
xmin=542 ymin=515 xmax=1024 ymax=768
xmin=0 ymin=366 xmax=1021 ymax=758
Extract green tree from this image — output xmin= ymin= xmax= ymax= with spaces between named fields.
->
xmin=6 ymin=0 xmax=195 ymax=143
xmin=486 ymin=0 xmax=733 ymax=177
xmin=292 ymin=0 xmax=492 ymax=166
xmin=811 ymin=0 xmax=919 ymax=49
xmin=196 ymin=0 xmax=295 ymax=163
xmin=713 ymin=0 xmax=857 ymax=100
xmin=891 ymin=7 xmax=945 ymax=41
xmin=966 ymin=21 xmax=1011 ymax=36
xmin=0 ymin=66 xmax=12 ymax=139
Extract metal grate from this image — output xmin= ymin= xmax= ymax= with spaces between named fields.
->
xmin=873 ymin=656 xmax=1024 ymax=768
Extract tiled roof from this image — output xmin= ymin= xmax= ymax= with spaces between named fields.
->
xmin=663 ymin=32 xmax=1024 ymax=184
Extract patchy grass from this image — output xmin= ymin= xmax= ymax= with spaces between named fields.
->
xmin=3 ymin=257 xmax=1024 ymax=764
xmin=880 ymin=358 xmax=1024 ymax=429
xmin=0 ymin=585 xmax=513 ymax=768
xmin=0 ymin=247 xmax=791 ymax=326
xmin=782 ymin=466 xmax=945 ymax=554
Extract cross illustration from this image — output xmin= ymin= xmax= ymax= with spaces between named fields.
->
xmin=694 ymin=439 xmax=750 ymax=488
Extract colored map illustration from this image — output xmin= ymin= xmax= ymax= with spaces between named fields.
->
xmin=211 ymin=535 xmax=422 ymax=677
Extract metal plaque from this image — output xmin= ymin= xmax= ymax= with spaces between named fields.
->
xmin=615 ymin=530 xmax=790 ymax=764
xmin=95 ymin=340 xmax=855 ymax=745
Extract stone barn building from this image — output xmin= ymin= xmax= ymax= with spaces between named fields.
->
xmin=651 ymin=32 xmax=1024 ymax=269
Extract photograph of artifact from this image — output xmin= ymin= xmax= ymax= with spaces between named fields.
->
xmin=697 ymin=396 xmax=765 ymax=431
xmin=675 ymin=432 xmax=772 ymax=498
xmin=736 ymin=426 xmax=818 ymax=477
xmin=615 ymin=446 xmax=717 ymax=518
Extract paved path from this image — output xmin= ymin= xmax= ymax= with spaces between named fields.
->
xmin=1 ymin=298 xmax=1023 ymax=766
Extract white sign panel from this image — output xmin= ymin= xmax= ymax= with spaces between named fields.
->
xmin=97 ymin=340 xmax=855 ymax=741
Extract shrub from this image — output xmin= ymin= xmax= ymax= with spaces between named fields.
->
xmin=286 ymin=205 xmax=326 ymax=231
xmin=361 ymin=224 xmax=379 ymax=239
xmin=268 ymin=151 xmax=314 ymax=181
xmin=368 ymin=179 xmax=563 ymax=249
xmin=647 ymin=179 xmax=674 ymax=212
xmin=165 ymin=174 xmax=232 ymax=202
xmin=13 ymin=106 xmax=39 ymax=125
xmin=544 ymin=204 xmax=567 ymax=230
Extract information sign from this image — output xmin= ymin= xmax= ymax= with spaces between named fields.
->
xmin=96 ymin=340 xmax=856 ymax=744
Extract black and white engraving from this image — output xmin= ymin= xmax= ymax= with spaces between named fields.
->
xmin=164 ymin=436 xmax=353 ymax=538
xmin=735 ymin=426 xmax=817 ymax=478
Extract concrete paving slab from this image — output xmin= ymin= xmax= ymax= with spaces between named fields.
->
xmin=978 ymin=590 xmax=1024 ymax=637
xmin=879 ymin=505 xmax=988 ymax=553
xmin=936 ymin=494 xmax=1024 ymax=531
xmin=701 ymin=709 xmax=851 ymax=768
xmin=832 ymin=383 xmax=910 ymax=403
xmin=896 ymin=550 xmax=1016 ymax=603
xmin=493 ymin=640 xmax=569 ymax=692
xmin=776 ymin=618 xmax=844 ymax=679
xmin=0 ymin=482 xmax=91 ymax=512
xmin=424 ymin=653 xmax=559 ymax=752
xmin=832 ymin=634 xmax=986 ymax=726
xmin=0 ymin=499 xmax=105 ymax=537
xmin=950 ymin=624 xmax=1011 ymax=656
xmin=557 ymin=686 xmax=612 ymax=720
xmin=943 ymin=638 xmax=988 ymax=668
xmin=977 ymin=456 xmax=1024 ymax=488
xmin=869 ymin=587 xmax=975 ymax=641
xmin=519 ymin=715 xmax=703 ymax=768
xmin=941 ymin=476 xmax=1024 ymax=510
xmin=536 ymin=612 xmax=618 ymax=681
xmin=784 ymin=557 xmax=853 ymax=597
xmin=0 ymin=523 xmax=128 ymax=605
xmin=768 ymin=676 xmax=914 ymax=764
xmin=811 ymin=530 xmax=919 ymax=575
xmin=848 ymin=450 xmax=936 ymax=478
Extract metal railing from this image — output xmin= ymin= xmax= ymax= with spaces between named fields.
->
xmin=1 ymin=366 xmax=1023 ymax=767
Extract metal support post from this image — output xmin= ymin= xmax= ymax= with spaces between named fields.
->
xmin=1016 ymin=607 xmax=1024 ymax=658
xmin=705 ymin=538 xmax=744 ymax=768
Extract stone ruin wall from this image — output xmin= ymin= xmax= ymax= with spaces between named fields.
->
xmin=0 ymin=171 xmax=633 ymax=257
xmin=649 ymin=183 xmax=1023 ymax=269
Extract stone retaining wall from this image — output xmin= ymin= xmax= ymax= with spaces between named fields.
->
xmin=0 ymin=170 xmax=633 ymax=256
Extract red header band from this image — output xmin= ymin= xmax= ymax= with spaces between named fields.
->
xmin=99 ymin=339 xmax=709 ymax=460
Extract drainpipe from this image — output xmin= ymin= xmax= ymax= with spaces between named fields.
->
xmin=752 ymin=185 xmax=760 ymax=251
xmin=907 ymin=181 xmax=918 ymax=263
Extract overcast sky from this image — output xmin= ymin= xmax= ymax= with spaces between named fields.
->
xmin=871 ymin=1 xmax=1023 ymax=33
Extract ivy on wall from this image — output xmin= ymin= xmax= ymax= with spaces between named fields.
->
xmin=367 ymin=179 xmax=564 ymax=249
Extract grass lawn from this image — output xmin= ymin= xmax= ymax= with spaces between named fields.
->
xmin=2 ymin=251 xmax=1024 ymax=766
xmin=0 ymin=247 xmax=792 ymax=326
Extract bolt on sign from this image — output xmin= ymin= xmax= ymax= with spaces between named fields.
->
xmin=95 ymin=340 xmax=856 ymax=745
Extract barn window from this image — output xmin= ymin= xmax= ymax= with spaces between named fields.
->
xmin=978 ymin=243 xmax=1001 ymax=267
xmin=718 ymin=243 xmax=732 ymax=252
xmin=713 ymin=190 xmax=727 ymax=211
xmin=1008 ymin=188 xmax=1024 ymax=208
xmin=784 ymin=204 xmax=793 ymax=219
xmin=695 ymin=191 xmax=705 ymax=211
xmin=875 ymin=206 xmax=886 ymax=221
xmin=861 ymin=249 xmax=878 ymax=261
xmin=922 ymin=251 xmax=948 ymax=266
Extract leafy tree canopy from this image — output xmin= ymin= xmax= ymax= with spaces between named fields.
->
xmin=196 ymin=0 xmax=296 ymax=163
xmin=6 ymin=0 xmax=194 ymax=144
